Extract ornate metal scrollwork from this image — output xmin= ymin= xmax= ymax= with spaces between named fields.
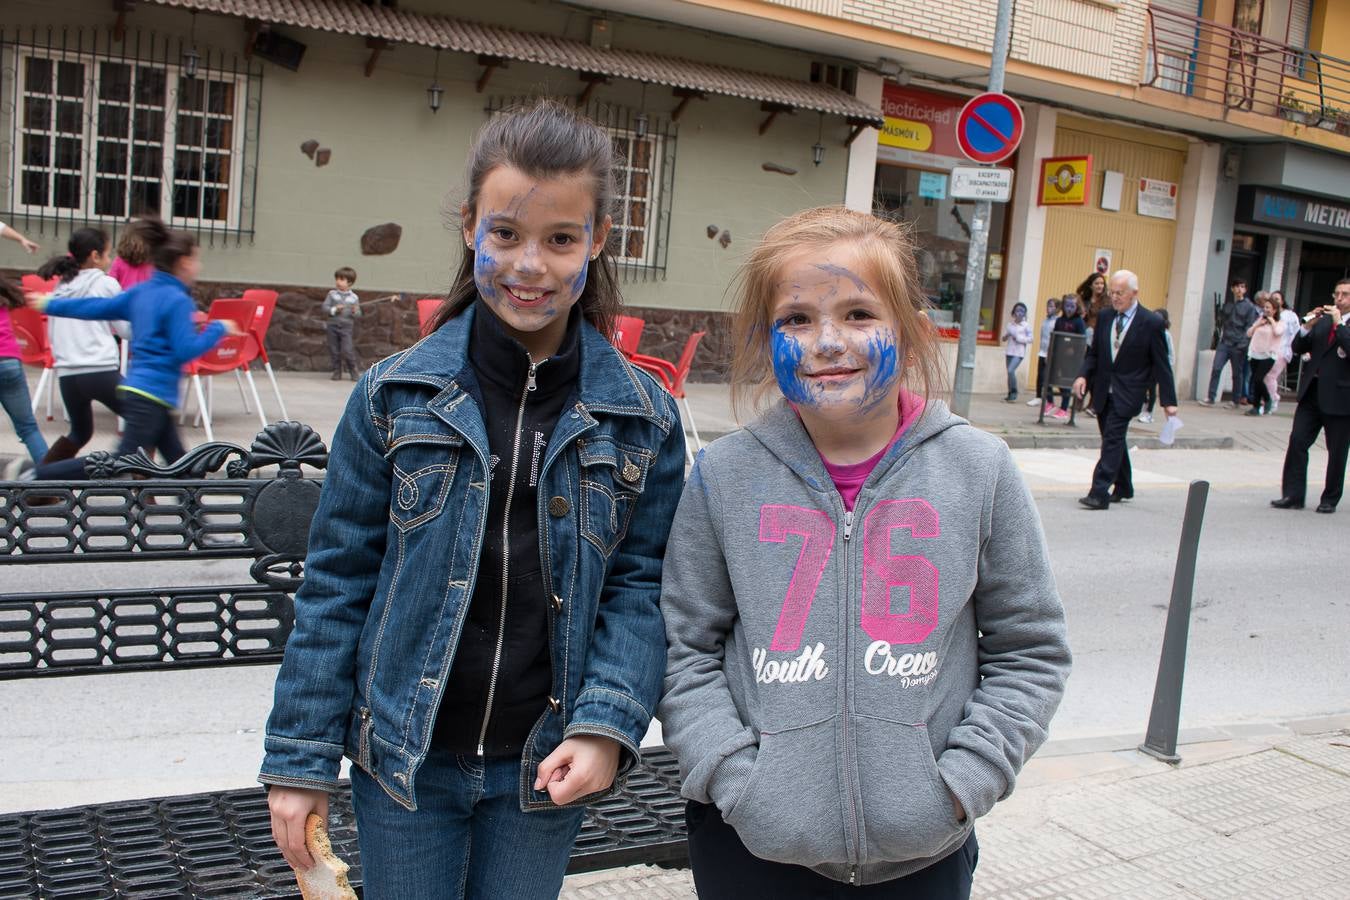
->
xmin=84 ymin=442 xmax=249 ymax=480
xmin=239 ymin=421 xmax=329 ymax=476
xmin=81 ymin=422 xmax=328 ymax=481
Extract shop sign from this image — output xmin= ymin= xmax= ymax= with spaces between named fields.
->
xmin=1137 ymin=178 xmax=1178 ymax=220
xmin=878 ymin=84 xmax=968 ymax=169
xmin=918 ymin=171 xmax=947 ymax=199
xmin=1243 ymin=187 xmax=1350 ymax=239
xmin=950 ymin=165 xmax=1013 ymax=201
xmin=1038 ymin=156 xmax=1091 ymax=206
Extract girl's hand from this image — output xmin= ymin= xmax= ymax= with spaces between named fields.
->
xmin=219 ymin=320 xmax=245 ymax=336
xmin=268 ymin=786 xmax=328 ymax=871
xmin=534 ymin=735 xmax=621 ymax=806
xmin=27 ymin=292 xmax=52 ymax=311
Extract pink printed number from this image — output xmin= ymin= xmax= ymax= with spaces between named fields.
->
xmin=861 ymin=499 xmax=940 ymax=645
xmin=758 ymin=505 xmax=836 ymax=651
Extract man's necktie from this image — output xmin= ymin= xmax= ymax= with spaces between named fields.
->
xmin=1113 ymin=315 xmax=1125 ymax=358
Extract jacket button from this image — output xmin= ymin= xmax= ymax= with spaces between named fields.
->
xmin=547 ymin=696 xmax=561 ymax=714
xmin=620 ymin=461 xmax=641 ymax=484
xmin=548 ymin=496 xmax=570 ymax=517
xmin=551 ymin=594 xmax=563 ymax=613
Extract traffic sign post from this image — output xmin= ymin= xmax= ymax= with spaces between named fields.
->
xmin=951 ymin=0 xmax=1015 ymax=420
xmin=950 ymin=165 xmax=1014 ymax=202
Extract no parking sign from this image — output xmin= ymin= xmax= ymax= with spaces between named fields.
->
xmin=955 ymin=92 xmax=1024 ymax=165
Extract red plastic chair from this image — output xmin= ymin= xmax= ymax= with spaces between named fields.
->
xmin=627 ymin=331 xmax=706 ymax=463
xmin=240 ymin=289 xmax=287 ymax=420
xmin=180 ymin=298 xmax=261 ymax=442
xmin=9 ymin=305 xmax=60 ymax=421
xmin=417 ymin=298 xmax=442 ymax=337
xmin=21 ymin=274 xmax=58 ymax=297
xmin=612 ymin=315 xmax=645 ymax=355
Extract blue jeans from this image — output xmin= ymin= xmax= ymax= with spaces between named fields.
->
xmin=0 ymin=357 xmax=48 ymax=464
xmin=1004 ymin=355 xmax=1022 ymax=398
xmin=351 ymin=750 xmax=586 ymax=900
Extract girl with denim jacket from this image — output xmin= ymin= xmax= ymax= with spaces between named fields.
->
xmin=262 ymin=101 xmax=685 ymax=900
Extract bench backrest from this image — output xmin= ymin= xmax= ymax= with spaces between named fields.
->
xmin=0 ymin=422 xmax=327 ymax=679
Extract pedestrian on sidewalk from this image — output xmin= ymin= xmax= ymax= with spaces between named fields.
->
xmin=660 ymin=206 xmax=1071 ymax=900
xmin=1271 ymin=278 xmax=1350 ymax=514
xmin=1201 ymin=278 xmax=1258 ymax=407
xmin=1046 ymin=295 xmax=1086 ymax=420
xmin=1076 ymin=273 xmax=1108 ymax=417
xmin=1139 ymin=308 xmax=1174 ymax=424
xmin=20 ymin=219 xmax=240 ymax=481
xmin=34 ymin=228 xmax=128 ymax=465
xmin=322 ymin=266 xmax=362 ymax=380
xmin=1028 ymin=297 xmax=1059 ymax=406
xmin=1073 ymin=270 xmax=1178 ymax=510
xmin=1271 ymin=290 xmax=1300 ymax=413
xmin=1245 ymin=294 xmax=1283 ymax=417
xmin=0 ymin=276 xmax=48 ymax=474
xmin=1001 ymin=301 xmax=1032 ymax=402
xmin=261 ymin=100 xmax=686 ymax=900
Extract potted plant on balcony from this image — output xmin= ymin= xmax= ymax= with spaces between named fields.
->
xmin=1279 ymin=91 xmax=1312 ymax=125
xmin=1322 ymin=105 xmax=1350 ymax=136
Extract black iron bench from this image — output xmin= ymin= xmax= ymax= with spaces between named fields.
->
xmin=0 ymin=423 xmax=688 ymax=898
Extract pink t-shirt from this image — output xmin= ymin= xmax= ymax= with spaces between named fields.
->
xmin=819 ymin=391 xmax=925 ymax=511
xmin=109 ymin=258 xmax=154 ymax=289
xmin=0 ymin=306 xmax=22 ymax=359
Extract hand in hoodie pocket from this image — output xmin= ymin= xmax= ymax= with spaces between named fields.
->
xmin=721 ymin=718 xmax=848 ymax=868
xmin=854 ymin=715 xmax=966 ymax=863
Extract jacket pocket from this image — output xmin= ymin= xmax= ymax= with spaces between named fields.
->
xmin=577 ymin=437 xmax=652 ymax=556
xmin=853 ymin=716 xmax=964 ymax=864
xmin=386 ymin=420 xmax=463 ymax=532
xmin=722 ymin=720 xmax=847 ymax=868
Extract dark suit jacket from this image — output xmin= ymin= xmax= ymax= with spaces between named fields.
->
xmin=1078 ymin=304 xmax=1177 ymax=416
xmin=1291 ymin=314 xmax=1350 ymax=417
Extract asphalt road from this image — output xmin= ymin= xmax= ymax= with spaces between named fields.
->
xmin=3 ymin=444 xmax=1345 ymax=813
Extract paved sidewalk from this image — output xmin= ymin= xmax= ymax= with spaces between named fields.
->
xmin=561 ymin=719 xmax=1350 ymax=899
xmin=0 ymin=369 xmax=1317 ymax=467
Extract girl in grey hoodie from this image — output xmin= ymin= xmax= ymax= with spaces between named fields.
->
xmin=35 ymin=228 xmax=128 ymax=464
xmin=658 ymin=208 xmax=1071 ymax=897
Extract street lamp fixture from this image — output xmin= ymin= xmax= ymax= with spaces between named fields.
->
xmin=427 ymin=50 xmax=443 ymax=113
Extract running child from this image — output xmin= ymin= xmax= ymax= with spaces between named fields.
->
xmin=262 ymin=100 xmax=685 ymax=900
xmin=0 ymin=276 xmax=48 ymax=475
xmin=659 ymin=206 xmax=1071 ymax=899
xmin=35 ymin=228 xmax=128 ymax=464
xmin=25 ymin=219 xmax=239 ymax=480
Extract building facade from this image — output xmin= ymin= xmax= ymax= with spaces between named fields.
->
xmin=3 ymin=0 xmax=1347 ymax=399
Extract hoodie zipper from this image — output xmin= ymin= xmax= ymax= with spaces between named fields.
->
xmin=476 ymin=358 xmax=537 ymax=756
xmin=840 ymin=500 xmax=860 ymax=885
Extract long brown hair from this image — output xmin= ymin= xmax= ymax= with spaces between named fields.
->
xmin=427 ymin=99 xmax=623 ymax=337
xmin=729 ymin=206 xmax=946 ymax=418
xmin=0 ymin=276 xmax=24 ymax=310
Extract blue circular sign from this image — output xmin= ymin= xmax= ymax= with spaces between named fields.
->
xmin=956 ymin=93 xmax=1024 ymax=164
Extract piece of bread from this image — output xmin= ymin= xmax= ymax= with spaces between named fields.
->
xmin=295 ymin=813 xmax=357 ymax=900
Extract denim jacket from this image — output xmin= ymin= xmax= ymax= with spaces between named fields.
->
xmin=260 ymin=305 xmax=686 ymax=811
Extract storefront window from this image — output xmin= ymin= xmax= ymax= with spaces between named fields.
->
xmin=873 ymin=163 xmax=1007 ymax=341
xmin=871 ymin=83 xmax=1008 ymax=342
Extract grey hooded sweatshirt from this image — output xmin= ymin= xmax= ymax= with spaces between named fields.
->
xmin=658 ymin=399 xmax=1071 ymax=885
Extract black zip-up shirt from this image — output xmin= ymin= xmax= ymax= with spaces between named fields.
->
xmin=432 ymin=303 xmax=581 ymax=757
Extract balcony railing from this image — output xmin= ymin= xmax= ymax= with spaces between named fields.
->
xmin=1142 ymin=6 xmax=1350 ymax=133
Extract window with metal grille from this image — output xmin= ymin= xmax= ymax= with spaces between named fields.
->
xmin=2 ymin=29 xmax=261 ymax=242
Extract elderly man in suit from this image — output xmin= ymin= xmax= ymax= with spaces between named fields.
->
xmin=1271 ymin=278 xmax=1350 ymax=514
xmin=1072 ymin=270 xmax=1178 ymax=510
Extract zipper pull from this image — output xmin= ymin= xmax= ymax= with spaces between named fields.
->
xmin=526 ymin=361 xmax=538 ymax=393
xmin=843 ymin=509 xmax=854 ymax=541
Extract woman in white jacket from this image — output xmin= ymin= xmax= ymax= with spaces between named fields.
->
xmin=35 ymin=228 xmax=128 ymax=464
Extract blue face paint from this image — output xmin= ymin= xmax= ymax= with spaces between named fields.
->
xmin=566 ymin=215 xmax=593 ymax=303
xmin=813 ymin=263 xmax=871 ymax=294
xmin=473 ymin=215 xmax=499 ymax=300
xmin=771 ymin=326 xmax=811 ymax=405
xmin=859 ymin=332 xmax=899 ymax=413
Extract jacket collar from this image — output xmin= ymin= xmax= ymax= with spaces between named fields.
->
xmin=469 ymin=300 xmax=581 ymax=401
xmin=375 ymin=302 xmax=662 ymax=423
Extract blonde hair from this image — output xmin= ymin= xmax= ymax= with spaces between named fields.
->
xmin=729 ymin=206 xmax=945 ymax=418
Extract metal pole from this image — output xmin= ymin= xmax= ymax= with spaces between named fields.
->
xmin=951 ymin=0 xmax=1014 ymax=418
xmin=1139 ymin=480 xmax=1210 ymax=764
